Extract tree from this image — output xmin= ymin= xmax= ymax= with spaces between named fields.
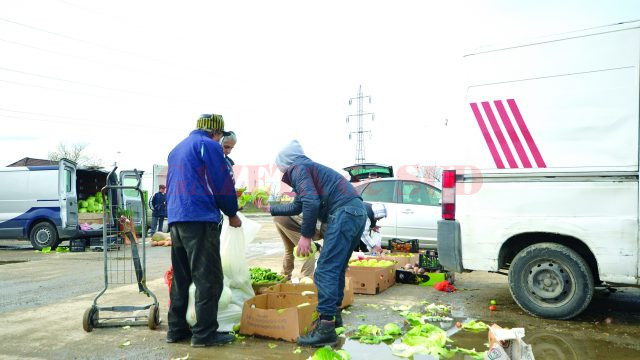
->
xmin=48 ymin=143 xmax=103 ymax=167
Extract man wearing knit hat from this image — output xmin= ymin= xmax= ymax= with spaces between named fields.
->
xmin=166 ymin=114 xmax=241 ymax=347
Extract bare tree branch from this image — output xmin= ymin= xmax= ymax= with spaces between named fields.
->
xmin=48 ymin=142 xmax=103 ymax=167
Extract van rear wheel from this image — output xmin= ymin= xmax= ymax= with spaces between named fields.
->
xmin=29 ymin=222 xmax=58 ymax=250
xmin=508 ymin=243 xmax=593 ymax=319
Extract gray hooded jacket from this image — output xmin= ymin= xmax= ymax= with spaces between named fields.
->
xmin=271 ymin=140 xmax=361 ymax=238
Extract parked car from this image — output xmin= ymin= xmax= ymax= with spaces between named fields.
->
xmin=354 ymin=178 xmax=441 ymax=249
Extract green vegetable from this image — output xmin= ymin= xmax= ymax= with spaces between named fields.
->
xmin=250 ymin=187 xmax=270 ymax=207
xmin=40 ymin=246 xmax=51 ymax=253
xmin=267 ymin=343 xmax=278 ymax=349
xmin=390 ymin=323 xmax=449 ymax=358
xmin=383 ymin=323 xmax=402 ymax=336
xmin=349 ymin=324 xmax=394 ymax=344
xmin=335 ymin=327 xmax=346 ymax=335
xmin=293 ymin=347 xmax=302 ymax=354
xmin=312 ymin=346 xmax=350 ymax=360
xmin=461 ymin=320 xmax=489 ymax=332
xmin=424 ymin=303 xmax=450 ymax=316
xmin=55 ymin=246 xmax=69 ymax=253
xmin=293 ymin=242 xmax=317 ymax=260
xmin=249 ymin=267 xmax=285 ymax=284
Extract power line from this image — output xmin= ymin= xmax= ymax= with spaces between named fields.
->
xmin=0 ymin=17 xmax=239 ymax=84
xmin=0 ymin=111 xmax=179 ymax=133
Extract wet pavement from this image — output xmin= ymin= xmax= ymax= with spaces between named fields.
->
xmin=1 ymin=215 xmax=639 ymax=359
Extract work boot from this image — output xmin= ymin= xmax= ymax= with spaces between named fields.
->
xmin=334 ymin=313 xmax=343 ymax=328
xmin=191 ymin=332 xmax=235 ymax=347
xmin=166 ymin=330 xmax=192 ymax=343
xmin=297 ymin=320 xmax=337 ymax=347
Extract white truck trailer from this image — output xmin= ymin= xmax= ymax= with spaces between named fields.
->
xmin=437 ymin=21 xmax=640 ymax=319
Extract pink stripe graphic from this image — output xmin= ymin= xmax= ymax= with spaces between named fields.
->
xmin=470 ymin=103 xmax=504 ymax=169
xmin=507 ymin=99 xmax=546 ymax=168
xmin=494 ymin=100 xmax=532 ymax=168
xmin=482 ymin=101 xmax=518 ymax=168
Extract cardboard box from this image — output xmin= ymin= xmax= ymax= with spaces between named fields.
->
xmin=240 ymin=293 xmax=318 ymax=342
xmin=346 ymin=260 xmax=396 ymax=295
xmin=380 ymin=253 xmax=420 ymax=270
xmin=260 ymin=277 xmax=354 ymax=308
xmin=78 ymin=213 xmax=103 ymax=225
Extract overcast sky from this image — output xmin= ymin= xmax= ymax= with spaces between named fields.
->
xmin=1 ymin=1 xmax=638 ymax=190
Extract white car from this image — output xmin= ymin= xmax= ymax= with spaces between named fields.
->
xmin=354 ymin=178 xmax=441 ymax=249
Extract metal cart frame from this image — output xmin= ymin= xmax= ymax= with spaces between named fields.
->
xmin=83 ymin=167 xmax=160 ymax=331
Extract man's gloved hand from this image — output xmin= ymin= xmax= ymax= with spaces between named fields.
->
xmin=296 ymin=236 xmax=312 ymax=256
xmin=229 ymin=215 xmax=242 ymax=228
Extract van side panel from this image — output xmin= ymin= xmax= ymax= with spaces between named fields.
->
xmin=0 ymin=168 xmax=61 ymax=239
xmin=458 ymin=178 xmax=638 ymax=284
xmin=463 ymin=27 xmax=640 ymax=171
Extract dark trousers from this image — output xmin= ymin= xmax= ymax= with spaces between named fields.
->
xmin=314 ymin=198 xmax=367 ymax=316
xmin=168 ymin=222 xmax=223 ymax=343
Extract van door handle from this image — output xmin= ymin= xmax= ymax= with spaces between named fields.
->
xmin=402 ymin=209 xmax=414 ymax=214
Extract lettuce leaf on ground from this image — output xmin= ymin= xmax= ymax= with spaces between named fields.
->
xmin=461 ymin=320 xmax=489 ymax=332
xmin=312 ymin=346 xmax=350 ymax=360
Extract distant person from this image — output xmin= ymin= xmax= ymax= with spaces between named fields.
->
xmin=357 ymin=202 xmax=387 ymax=254
xmin=166 ymin=113 xmax=241 ymax=347
xmin=220 ymin=131 xmax=237 ymax=184
xmin=269 ymin=140 xmax=366 ymax=347
xmin=148 ymin=185 xmax=167 ymax=236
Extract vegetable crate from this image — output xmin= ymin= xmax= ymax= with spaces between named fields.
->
xmin=82 ymin=167 xmax=160 ymax=333
xmin=419 ymin=250 xmax=443 ymax=271
xmin=70 ymin=238 xmax=87 ymax=252
xmin=388 ymin=238 xmax=419 ymax=253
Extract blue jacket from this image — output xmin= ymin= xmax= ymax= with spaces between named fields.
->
xmin=167 ymin=130 xmax=238 ymax=224
xmin=271 ymin=156 xmax=360 ymax=238
xmin=151 ymin=191 xmax=167 ymax=217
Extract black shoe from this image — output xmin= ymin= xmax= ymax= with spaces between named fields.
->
xmin=297 ymin=320 xmax=337 ymax=347
xmin=335 ymin=313 xmax=343 ymax=328
xmin=166 ymin=330 xmax=192 ymax=343
xmin=191 ymin=332 xmax=235 ymax=347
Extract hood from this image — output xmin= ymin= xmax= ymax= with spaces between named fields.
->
xmin=275 ymin=140 xmax=306 ymax=173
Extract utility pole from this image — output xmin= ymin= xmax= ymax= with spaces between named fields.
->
xmin=346 ymin=85 xmax=374 ymax=164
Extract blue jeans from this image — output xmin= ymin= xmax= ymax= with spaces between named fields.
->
xmin=150 ymin=216 xmax=165 ymax=235
xmin=314 ymin=198 xmax=366 ymax=316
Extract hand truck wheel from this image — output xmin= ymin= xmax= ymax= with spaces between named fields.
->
xmin=148 ymin=304 xmax=160 ymax=330
xmin=83 ymin=307 xmax=97 ymax=332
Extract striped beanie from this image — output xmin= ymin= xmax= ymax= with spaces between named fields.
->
xmin=197 ymin=114 xmax=230 ymax=136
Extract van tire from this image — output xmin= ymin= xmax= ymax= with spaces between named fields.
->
xmin=508 ymin=242 xmax=594 ymax=319
xmin=29 ymin=222 xmax=58 ymax=251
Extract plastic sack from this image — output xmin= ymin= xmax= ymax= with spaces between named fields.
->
xmin=186 ymin=279 xmax=233 ymax=327
xmin=220 ymin=213 xmax=261 ymax=288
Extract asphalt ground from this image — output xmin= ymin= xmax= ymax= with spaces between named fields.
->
xmin=1 ymin=215 xmax=639 ymax=359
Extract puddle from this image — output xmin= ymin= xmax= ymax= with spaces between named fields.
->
xmin=0 ymin=260 xmax=28 ymax=265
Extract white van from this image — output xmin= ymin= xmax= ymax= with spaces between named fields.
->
xmin=0 ymin=159 xmax=144 ymax=250
xmin=437 ymin=21 xmax=640 ymax=319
